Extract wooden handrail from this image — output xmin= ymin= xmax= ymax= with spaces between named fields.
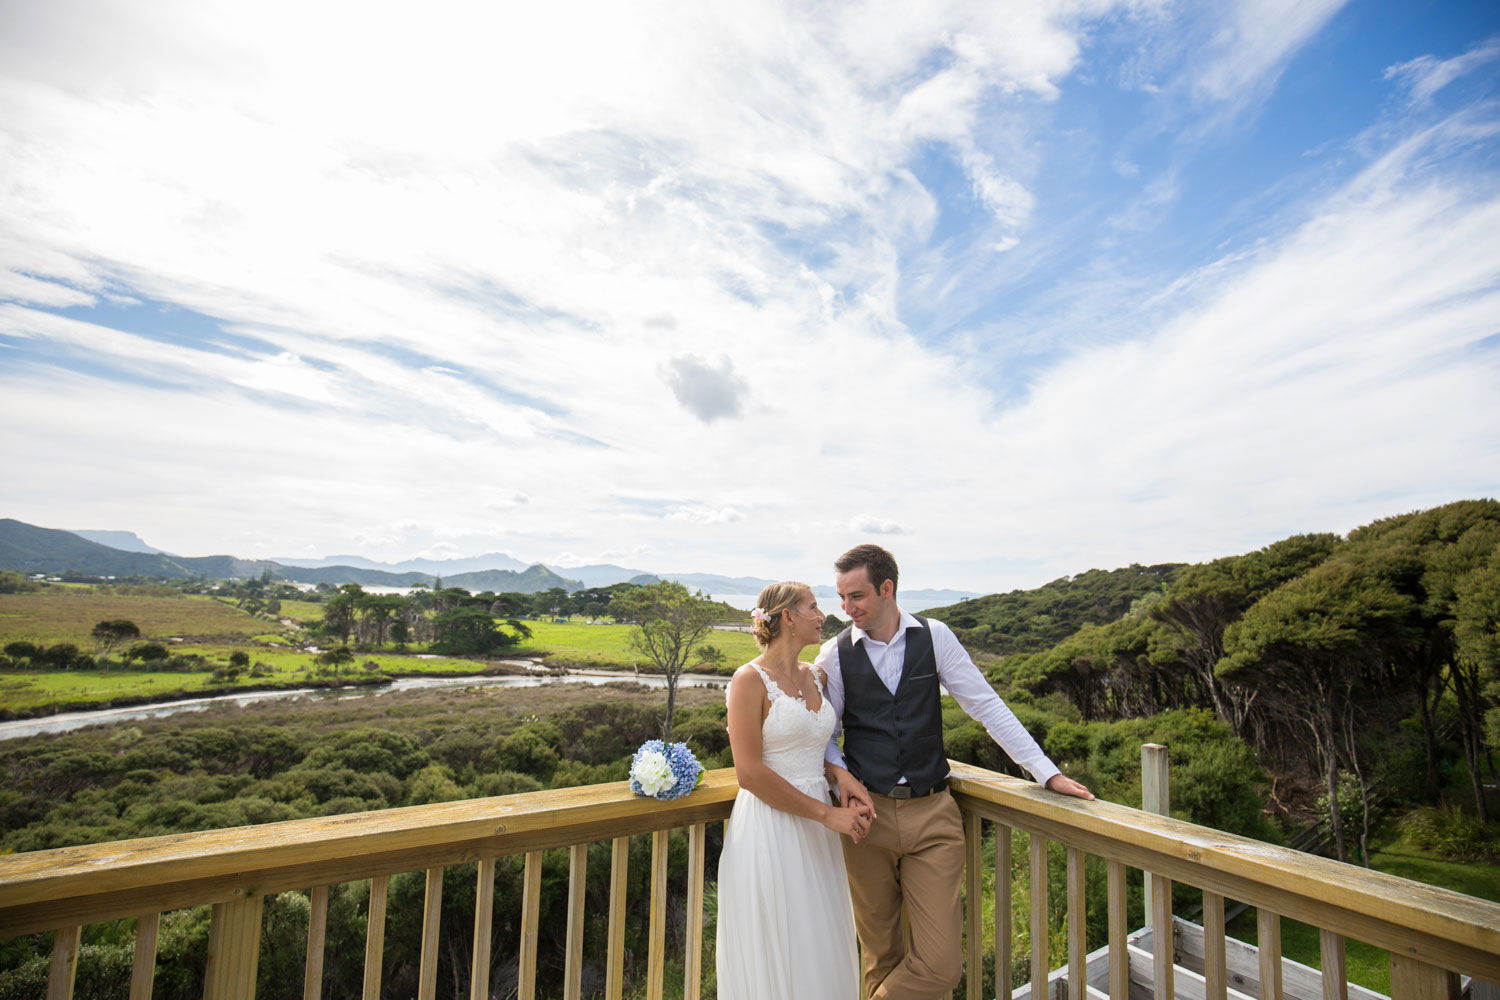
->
xmin=0 ymin=770 xmax=738 ymax=938
xmin=946 ymin=761 xmax=1500 ymax=983
xmin=4 ymin=761 xmax=1499 ymax=999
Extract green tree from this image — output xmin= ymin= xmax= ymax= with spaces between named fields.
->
xmin=612 ymin=581 xmax=717 ymax=742
xmin=91 ymin=619 xmax=141 ymax=665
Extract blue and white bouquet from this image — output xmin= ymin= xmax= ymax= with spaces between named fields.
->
xmin=629 ymin=739 xmax=704 ymax=800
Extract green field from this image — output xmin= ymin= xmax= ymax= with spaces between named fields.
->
xmin=0 ymin=592 xmax=268 ymax=644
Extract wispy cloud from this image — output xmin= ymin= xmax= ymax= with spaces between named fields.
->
xmin=1 ymin=1 xmax=1496 ymax=591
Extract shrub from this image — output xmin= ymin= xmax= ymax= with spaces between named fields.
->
xmin=2 ymin=641 xmax=39 ymax=660
xmin=1400 ymin=805 xmax=1499 ymax=861
xmin=127 ymin=642 xmax=170 ymax=663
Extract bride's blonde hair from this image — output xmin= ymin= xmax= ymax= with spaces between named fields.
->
xmin=751 ymin=581 xmax=809 ymax=649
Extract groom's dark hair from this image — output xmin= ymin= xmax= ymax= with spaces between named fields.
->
xmin=835 ymin=543 xmax=899 ymax=596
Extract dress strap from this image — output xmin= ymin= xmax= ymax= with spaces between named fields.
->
xmin=749 ymin=663 xmax=785 ymax=700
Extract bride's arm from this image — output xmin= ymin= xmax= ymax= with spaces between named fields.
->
xmin=726 ymin=667 xmax=870 ymax=842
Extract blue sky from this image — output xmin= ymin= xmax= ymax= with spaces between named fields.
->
xmin=1 ymin=0 xmax=1498 ymax=593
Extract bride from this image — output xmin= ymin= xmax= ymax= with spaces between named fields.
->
xmin=715 ymin=581 xmax=870 ymax=1000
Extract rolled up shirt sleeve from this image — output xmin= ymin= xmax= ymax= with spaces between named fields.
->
xmin=929 ymin=618 xmax=1060 ymax=787
xmin=813 ymin=636 xmax=849 ymax=770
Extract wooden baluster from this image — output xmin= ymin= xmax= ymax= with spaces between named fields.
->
xmin=46 ymin=925 xmax=81 ymax=1000
xmin=606 ymin=836 xmax=629 ymax=1000
xmin=1149 ymin=874 xmax=1172 ymax=1000
xmin=1107 ymin=861 xmax=1127 ymax=1000
xmin=1066 ymin=846 xmax=1085 ymax=1000
xmin=1202 ymin=891 xmax=1227 ymax=1000
xmin=1389 ymin=954 xmax=1461 ymax=1000
xmin=1030 ymin=834 xmax=1048 ymax=999
xmin=303 ymin=888 xmax=328 ymax=1000
xmin=684 ymin=824 xmax=706 ymax=1000
xmin=647 ymin=829 xmax=669 ymax=1000
xmin=1258 ymin=909 xmax=1282 ymax=1000
xmin=363 ymin=875 xmax=388 ymax=1000
xmin=566 ymin=844 xmax=589 ymax=1000
xmin=471 ymin=858 xmax=496 ymax=1000
xmin=519 ymin=852 xmax=542 ymax=1000
xmin=1320 ymin=929 xmax=1348 ymax=1000
xmin=965 ymin=812 xmax=983 ymax=1000
xmin=996 ymin=824 xmax=1012 ymax=1000
xmin=131 ymin=912 xmax=160 ymax=1000
xmin=205 ymin=896 xmax=265 ymax=1000
xmin=418 ymin=867 xmax=444 ymax=1000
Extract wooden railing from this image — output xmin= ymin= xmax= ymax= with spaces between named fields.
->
xmin=1 ymin=762 xmax=1497 ymax=999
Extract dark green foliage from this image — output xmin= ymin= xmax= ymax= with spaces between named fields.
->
xmin=1399 ymin=805 xmax=1499 ymax=861
xmin=2 ymin=641 xmax=38 ymax=660
xmin=125 ymin=641 xmax=169 ymax=662
xmin=931 ymin=564 xmax=1182 ymax=654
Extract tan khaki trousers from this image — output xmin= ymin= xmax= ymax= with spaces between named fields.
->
xmin=841 ymin=787 xmax=966 ymax=1000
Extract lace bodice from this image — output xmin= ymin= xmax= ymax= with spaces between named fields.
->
xmin=729 ymin=664 xmax=835 ymax=784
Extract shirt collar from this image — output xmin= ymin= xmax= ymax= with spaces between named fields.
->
xmin=851 ymin=608 xmax=924 ymax=646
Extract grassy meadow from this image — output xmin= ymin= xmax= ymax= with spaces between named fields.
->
xmin=0 ymin=592 xmax=269 ymax=644
xmin=0 ymin=589 xmax=775 ymax=715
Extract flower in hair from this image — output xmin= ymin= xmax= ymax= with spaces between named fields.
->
xmin=751 ymin=607 xmax=770 ymax=623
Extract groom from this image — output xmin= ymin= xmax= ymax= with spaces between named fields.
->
xmin=817 ymin=544 xmax=1093 ymax=1000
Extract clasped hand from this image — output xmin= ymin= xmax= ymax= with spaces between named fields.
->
xmin=824 ymin=798 xmax=876 ymax=843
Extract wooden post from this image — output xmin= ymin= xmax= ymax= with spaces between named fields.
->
xmin=1203 ymin=891 xmax=1227 ymax=1000
xmin=1107 ymin=861 xmax=1127 ymax=1000
xmin=471 ymin=858 xmax=496 ymax=1000
xmin=1258 ymin=909 xmax=1282 ymax=1000
xmin=1150 ymin=874 xmax=1173 ymax=1000
xmin=606 ymin=836 xmax=629 ymax=1000
xmin=204 ymin=896 xmax=265 ymax=1000
xmin=519 ymin=852 xmax=542 ymax=1000
xmin=131 ymin=912 xmax=160 ymax=1000
xmin=1030 ymin=834 xmax=1049 ymax=997
xmin=1067 ymin=846 xmax=1086 ymax=1000
xmin=1142 ymin=744 xmax=1169 ymax=921
xmin=363 ymin=875 xmax=388 ymax=1000
xmin=565 ymin=845 xmax=588 ymax=1000
xmin=1320 ymin=929 xmax=1348 ymax=1000
xmin=996 ymin=824 xmax=1013 ymax=1000
xmin=647 ymin=830 xmax=669 ymax=1000
xmin=1389 ymin=954 xmax=1461 ymax=1000
xmin=302 ymin=888 xmax=327 ymax=1000
xmin=684 ymin=824 xmax=706 ymax=1000
xmin=966 ymin=812 xmax=983 ymax=1000
xmin=46 ymin=925 xmax=81 ymax=1000
xmin=417 ymin=867 xmax=444 ymax=1000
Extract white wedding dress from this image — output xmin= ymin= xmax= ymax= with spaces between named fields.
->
xmin=715 ymin=664 xmax=859 ymax=1000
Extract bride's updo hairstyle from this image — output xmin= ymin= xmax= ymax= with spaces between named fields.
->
xmin=751 ymin=581 xmax=809 ymax=650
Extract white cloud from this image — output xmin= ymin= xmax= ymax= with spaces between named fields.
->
xmin=1384 ymin=37 xmax=1500 ymax=105
xmin=850 ymin=515 xmax=911 ymax=536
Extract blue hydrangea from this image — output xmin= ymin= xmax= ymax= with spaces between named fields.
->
xmin=629 ymin=739 xmax=704 ymax=800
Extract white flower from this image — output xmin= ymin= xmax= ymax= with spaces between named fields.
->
xmin=632 ymin=749 xmax=675 ymax=796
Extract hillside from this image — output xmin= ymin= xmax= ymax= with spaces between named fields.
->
xmin=926 ymin=563 xmax=1183 ymax=653
xmin=0 ymin=519 xmax=271 ymax=580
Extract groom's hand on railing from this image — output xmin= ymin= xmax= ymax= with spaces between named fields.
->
xmin=1044 ymin=773 xmax=1095 ymax=800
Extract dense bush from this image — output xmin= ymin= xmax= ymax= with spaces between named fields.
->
xmin=1399 ymin=805 xmax=1499 ymax=861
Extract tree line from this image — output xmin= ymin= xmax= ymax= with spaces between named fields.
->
xmin=993 ymin=499 xmax=1499 ymax=862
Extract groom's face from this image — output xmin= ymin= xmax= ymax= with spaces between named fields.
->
xmin=836 ymin=566 xmax=897 ymax=636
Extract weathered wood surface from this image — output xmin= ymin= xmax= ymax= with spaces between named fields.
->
xmin=947 ymin=762 xmax=1500 ymax=981
xmin=0 ymin=769 xmax=738 ymax=937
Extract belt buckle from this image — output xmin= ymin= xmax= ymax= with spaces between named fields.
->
xmin=888 ymin=785 xmax=912 ymax=799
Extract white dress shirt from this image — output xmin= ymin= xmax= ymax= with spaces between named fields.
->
xmin=814 ymin=609 xmax=1060 ymax=787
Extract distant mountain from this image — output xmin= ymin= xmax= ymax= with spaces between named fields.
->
xmin=69 ymin=530 xmax=162 ymax=554
xmin=272 ymin=565 xmax=434 ymax=587
xmin=271 ymin=561 xmax=583 ymax=593
xmin=0 ymin=520 xmax=271 ymax=579
xmin=541 ymin=563 xmax=653 ymax=587
xmin=447 ymin=565 xmax=583 ymax=592
xmin=270 ymin=551 xmax=530 ymax=574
